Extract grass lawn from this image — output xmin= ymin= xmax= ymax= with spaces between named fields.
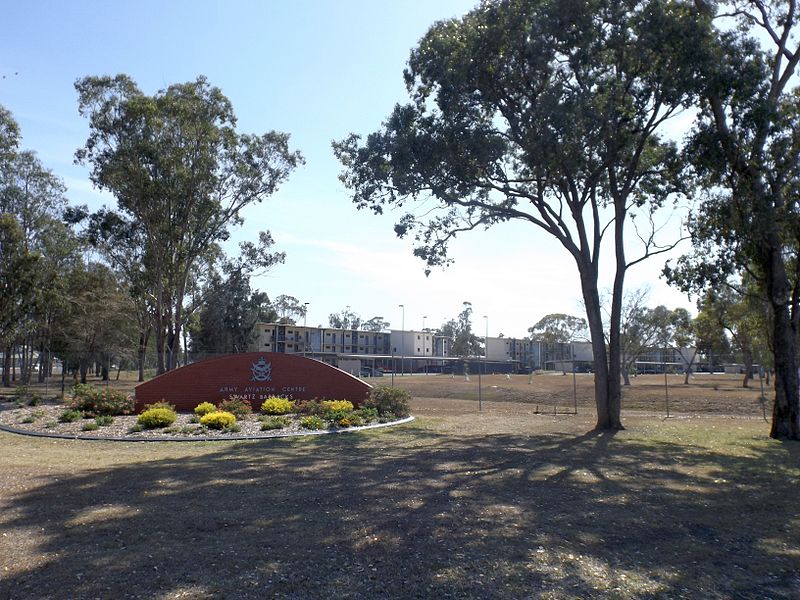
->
xmin=0 ymin=374 xmax=798 ymax=598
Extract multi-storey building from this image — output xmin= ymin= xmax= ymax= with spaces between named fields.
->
xmin=250 ymin=321 xmax=703 ymax=376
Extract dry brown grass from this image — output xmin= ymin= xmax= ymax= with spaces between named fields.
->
xmin=0 ymin=373 xmax=797 ymax=599
xmin=390 ymin=371 xmax=772 ymax=417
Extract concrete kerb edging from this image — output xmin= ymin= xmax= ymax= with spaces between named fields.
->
xmin=0 ymin=416 xmax=415 ymax=443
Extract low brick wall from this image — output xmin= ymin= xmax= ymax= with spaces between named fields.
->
xmin=135 ymin=353 xmax=372 ymax=412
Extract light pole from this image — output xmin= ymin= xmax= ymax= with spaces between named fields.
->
xmin=483 ymin=315 xmax=488 ymax=375
xmin=422 ymin=316 xmax=427 ymax=375
xmin=398 ymin=304 xmax=405 ymax=377
xmin=303 ymin=302 xmax=309 ymax=357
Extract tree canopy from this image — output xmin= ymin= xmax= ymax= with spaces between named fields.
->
xmin=75 ymin=74 xmax=302 ymax=373
xmin=665 ymin=0 xmax=800 ymax=438
xmin=335 ymin=0 xmax=704 ymax=429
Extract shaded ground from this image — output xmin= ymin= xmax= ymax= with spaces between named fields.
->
xmin=1 ymin=394 xmax=798 ymax=599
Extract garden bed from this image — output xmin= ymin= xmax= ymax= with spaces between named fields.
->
xmin=0 ymin=385 xmax=413 ymax=441
xmin=0 ymin=402 xmax=412 ymax=441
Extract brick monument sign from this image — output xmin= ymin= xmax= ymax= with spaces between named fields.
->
xmin=134 ymin=353 xmax=372 ymax=412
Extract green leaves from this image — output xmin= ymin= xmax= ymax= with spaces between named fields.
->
xmin=75 ymin=74 xmax=303 ymax=371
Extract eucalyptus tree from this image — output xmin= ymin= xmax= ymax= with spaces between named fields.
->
xmin=437 ymin=302 xmax=482 ymax=358
xmin=0 ymin=106 xmax=75 ymax=384
xmin=54 ymin=262 xmax=136 ymax=384
xmin=362 ymin=316 xmax=390 ymax=332
xmin=667 ymin=1 xmax=800 ymax=438
xmin=75 ymin=75 xmax=303 ymax=373
xmin=328 ymin=307 xmax=361 ymax=330
xmin=334 ymin=0 xmax=704 ymax=429
xmin=81 ymin=208 xmax=154 ymax=380
xmin=0 ymin=214 xmax=39 ymax=386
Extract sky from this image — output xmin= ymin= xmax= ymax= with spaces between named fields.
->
xmin=0 ymin=0 xmax=695 ymax=338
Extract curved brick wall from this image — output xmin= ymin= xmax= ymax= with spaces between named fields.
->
xmin=134 ymin=353 xmax=372 ymax=412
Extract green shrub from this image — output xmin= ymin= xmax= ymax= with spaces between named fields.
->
xmin=200 ymin=411 xmax=237 ymax=430
xmin=261 ymin=396 xmax=295 ymax=415
xmin=20 ymin=416 xmax=35 ymax=424
xmin=378 ymin=412 xmax=397 ymax=423
xmin=218 ymin=395 xmax=252 ymax=419
xmin=335 ymin=413 xmax=364 ymax=428
xmin=194 ymin=402 xmax=217 ymax=417
xmin=260 ymin=416 xmax=291 ymax=431
xmin=137 ymin=407 xmax=177 ymax=429
xmin=28 ymin=394 xmax=42 ymax=406
xmin=321 ymin=399 xmax=354 ymax=412
xmin=58 ymin=409 xmax=82 ymax=423
xmin=144 ymin=400 xmax=176 ymax=412
xmin=128 ymin=424 xmax=143 ymax=433
xmin=82 ymin=422 xmax=100 ymax=431
xmin=95 ymin=415 xmax=114 ymax=427
xmin=364 ymin=386 xmax=411 ymax=418
xmin=300 ymin=415 xmax=324 ymax=430
xmin=354 ymin=407 xmax=379 ymax=422
xmin=70 ymin=383 xmax=134 ymax=417
xmin=293 ymin=399 xmax=324 ymax=415
xmin=14 ymin=386 xmax=29 ymax=402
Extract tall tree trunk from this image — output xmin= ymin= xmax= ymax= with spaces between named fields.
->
xmin=138 ymin=329 xmax=148 ymax=382
xmin=582 ymin=274 xmax=623 ymax=430
xmin=101 ymin=353 xmax=110 ymax=381
xmin=2 ymin=345 xmax=11 ymax=387
xmin=621 ymin=363 xmax=631 ymax=386
xmin=79 ymin=358 xmax=88 ymax=384
xmin=741 ymin=348 xmax=753 ymax=388
xmin=767 ymin=248 xmax=800 ymax=438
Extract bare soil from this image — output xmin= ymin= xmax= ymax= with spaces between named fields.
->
xmin=0 ymin=373 xmax=797 ymax=599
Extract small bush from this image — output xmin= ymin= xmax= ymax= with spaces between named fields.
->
xmin=70 ymin=383 xmax=134 ymax=417
xmin=321 ymin=399 xmax=354 ymax=412
xmin=189 ymin=415 xmax=200 ymax=423
xmin=14 ymin=386 xmax=29 ymax=402
xmin=260 ymin=416 xmax=291 ymax=431
xmin=28 ymin=394 xmax=42 ymax=406
xmin=20 ymin=416 xmax=35 ymax=424
xmin=300 ymin=415 xmax=324 ymax=430
xmin=82 ymin=422 xmax=99 ymax=431
xmin=95 ymin=415 xmax=114 ymax=427
xmin=128 ymin=424 xmax=143 ymax=433
xmin=137 ymin=407 xmax=177 ymax=429
xmin=261 ymin=397 xmax=295 ymax=415
xmin=378 ymin=412 xmax=397 ymax=424
xmin=58 ymin=409 xmax=82 ymax=423
xmin=194 ymin=402 xmax=217 ymax=417
xmin=200 ymin=411 xmax=237 ymax=430
xmin=335 ymin=413 xmax=364 ymax=428
xmin=293 ymin=399 xmax=324 ymax=415
xmin=364 ymin=386 xmax=411 ymax=418
xmin=218 ymin=395 xmax=252 ymax=419
xmin=354 ymin=407 xmax=378 ymax=422
xmin=144 ymin=400 xmax=176 ymax=412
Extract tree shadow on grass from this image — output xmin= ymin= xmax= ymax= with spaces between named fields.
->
xmin=1 ymin=426 xmax=798 ymax=599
